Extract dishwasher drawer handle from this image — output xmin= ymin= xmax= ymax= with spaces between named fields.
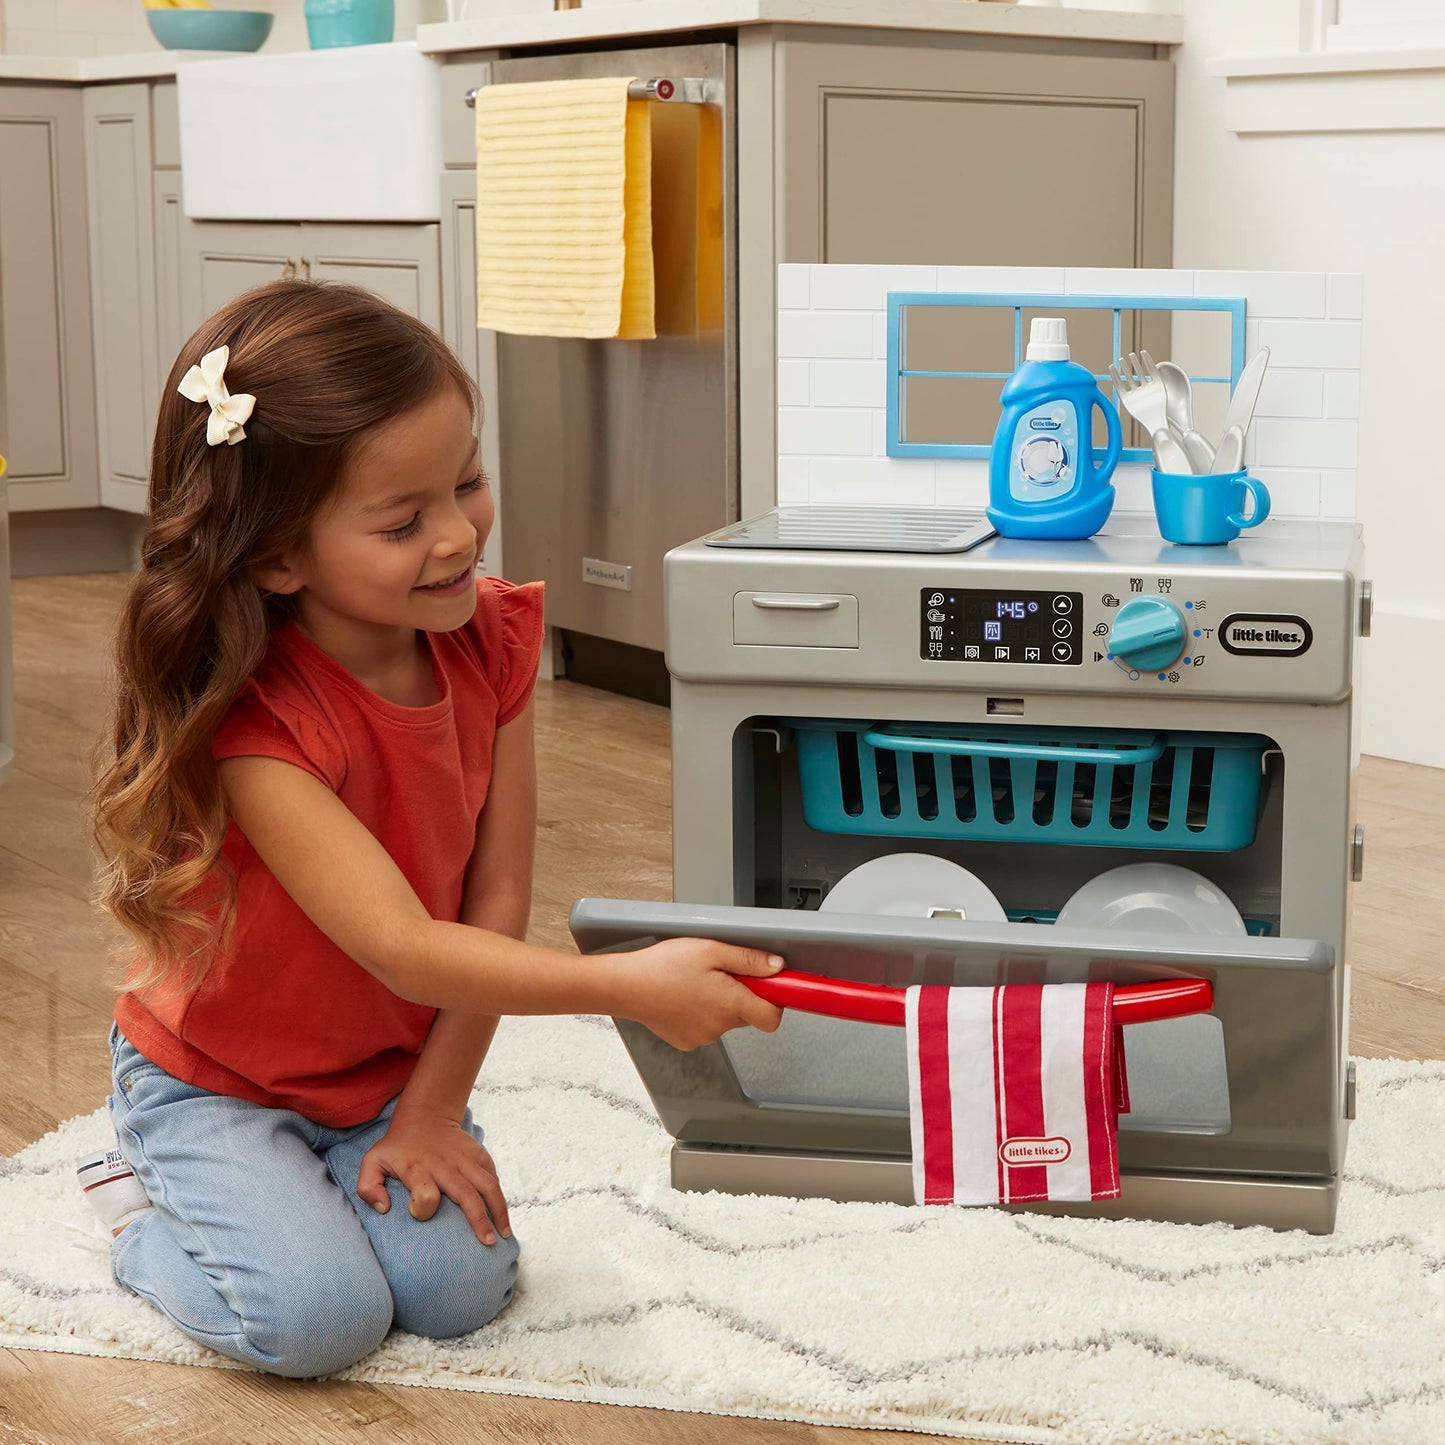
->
xmin=466 ymin=77 xmax=721 ymax=107
xmin=741 ymin=971 xmax=1213 ymax=1028
xmin=862 ymin=728 xmax=1166 ymax=766
xmin=750 ymin=595 xmax=842 ymax=611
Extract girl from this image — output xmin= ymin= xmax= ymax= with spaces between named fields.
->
xmin=83 ymin=279 xmax=783 ymax=1379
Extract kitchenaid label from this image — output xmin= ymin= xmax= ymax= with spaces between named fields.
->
xmin=1219 ymin=613 xmax=1313 ymax=657
xmin=583 ymin=558 xmax=632 ymax=591
xmin=1000 ymin=1136 xmax=1071 ymax=1167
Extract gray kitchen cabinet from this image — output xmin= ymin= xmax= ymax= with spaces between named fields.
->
xmin=153 ymin=167 xmax=187 ymax=395
xmin=0 ymin=86 xmax=99 ymax=512
xmin=735 ymin=26 xmax=1174 ymax=513
xmin=180 ymin=220 xmax=443 ymax=338
xmin=438 ymin=167 xmax=502 ymax=577
xmin=84 ymin=83 xmax=160 ymax=516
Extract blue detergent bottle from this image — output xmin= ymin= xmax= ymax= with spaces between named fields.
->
xmin=987 ymin=317 xmax=1121 ymax=540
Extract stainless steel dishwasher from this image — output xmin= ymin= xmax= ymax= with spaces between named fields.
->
xmin=476 ymin=41 xmax=736 ymax=663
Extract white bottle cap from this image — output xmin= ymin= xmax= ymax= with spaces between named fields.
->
xmin=1026 ymin=317 xmax=1070 ymax=362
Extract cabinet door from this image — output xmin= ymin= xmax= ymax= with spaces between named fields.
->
xmin=180 ymin=220 xmax=302 ymax=337
xmin=437 ymin=170 xmax=502 ymax=577
xmin=301 ymin=223 xmax=442 ymax=330
xmin=0 ymin=88 xmax=98 ymax=510
xmin=153 ymin=169 xmax=187 ymax=398
xmin=84 ymin=83 xmax=160 ymax=515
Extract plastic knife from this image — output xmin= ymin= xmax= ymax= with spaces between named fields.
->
xmin=1214 ymin=347 xmax=1270 ymax=470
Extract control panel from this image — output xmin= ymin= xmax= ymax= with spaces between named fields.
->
xmin=913 ymin=567 xmax=1339 ymax=694
xmin=920 ymin=588 xmax=1083 ymax=666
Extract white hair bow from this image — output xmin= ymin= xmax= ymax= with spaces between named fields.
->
xmin=177 ymin=345 xmax=256 ymax=447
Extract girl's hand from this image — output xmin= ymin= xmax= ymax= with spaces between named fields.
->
xmin=619 ymin=938 xmax=786 ymax=1051
xmin=357 ymin=1105 xmax=511 ymax=1247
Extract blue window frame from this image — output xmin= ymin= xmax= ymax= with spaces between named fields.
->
xmin=886 ymin=292 xmax=1248 ymax=463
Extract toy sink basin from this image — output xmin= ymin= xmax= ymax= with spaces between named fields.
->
xmin=176 ymin=40 xmax=442 ymax=221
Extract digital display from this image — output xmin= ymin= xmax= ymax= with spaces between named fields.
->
xmin=920 ymin=588 xmax=1083 ymax=665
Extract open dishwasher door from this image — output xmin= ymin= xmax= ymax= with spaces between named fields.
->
xmin=569 ymin=899 xmax=1346 ymax=1234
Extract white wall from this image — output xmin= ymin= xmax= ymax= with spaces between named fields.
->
xmin=0 ymin=0 xmax=447 ymax=56
xmin=1173 ymin=0 xmax=1441 ymax=765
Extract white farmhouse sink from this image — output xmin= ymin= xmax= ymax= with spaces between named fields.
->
xmin=177 ymin=41 xmax=442 ymax=221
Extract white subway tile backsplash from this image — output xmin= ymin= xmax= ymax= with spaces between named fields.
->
xmin=873 ymin=313 xmax=891 ymax=361
xmin=777 ymin=265 xmax=811 ymax=311
xmin=1251 ymin=418 xmax=1359 ymax=471
xmin=1065 ymin=269 xmax=1189 ymax=297
xmin=810 ymin=360 xmax=886 ymax=410
xmin=1250 ymin=468 xmax=1323 ymax=518
xmin=777 ymin=311 xmax=874 ymax=361
xmin=1256 ymin=369 xmax=1325 ymax=420
xmin=1319 ymin=469 xmax=1358 ymax=518
xmin=1195 ymin=271 xmax=1327 ymax=319
xmin=1325 ymin=371 xmax=1361 ymax=419
xmin=935 ymin=266 xmax=1067 ymax=296
xmin=776 ymin=457 xmax=811 ymax=504
xmin=1112 ymin=465 xmax=1156 ymax=514
xmin=777 ymin=407 xmax=873 ymax=457
xmin=1256 ymin=319 xmax=1362 ymax=370
xmin=809 ymin=457 xmax=937 ymax=507
xmin=1327 ymin=273 xmax=1364 ymax=320
xmin=776 ymin=359 xmax=810 ymax=408
xmin=808 ymin=264 xmax=937 ymax=312
xmin=933 ymin=463 xmax=990 ymax=510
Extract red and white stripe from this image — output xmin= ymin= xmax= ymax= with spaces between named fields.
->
xmin=906 ymin=982 xmax=1122 ymax=1206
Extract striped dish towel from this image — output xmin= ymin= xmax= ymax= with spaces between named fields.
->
xmin=906 ymin=983 xmax=1127 ymax=1206
xmin=474 ymin=77 xmax=655 ymax=340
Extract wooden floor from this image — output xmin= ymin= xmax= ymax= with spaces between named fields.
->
xmin=1 ymin=573 xmax=1441 ymax=1444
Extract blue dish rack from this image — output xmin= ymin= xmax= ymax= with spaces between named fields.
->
xmin=789 ymin=720 xmax=1270 ymax=852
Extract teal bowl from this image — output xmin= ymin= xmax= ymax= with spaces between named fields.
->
xmin=145 ymin=9 xmax=274 ymax=52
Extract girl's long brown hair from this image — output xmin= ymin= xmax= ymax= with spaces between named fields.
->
xmin=93 ymin=280 xmax=475 ymax=994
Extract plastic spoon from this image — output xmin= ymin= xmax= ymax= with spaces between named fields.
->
xmin=1213 ymin=424 xmax=1246 ymax=475
xmin=1149 ymin=355 xmax=1215 ymax=474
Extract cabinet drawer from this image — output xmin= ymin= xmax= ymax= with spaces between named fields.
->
xmin=733 ymin=592 xmax=858 ymax=648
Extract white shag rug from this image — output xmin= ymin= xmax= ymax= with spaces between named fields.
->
xmin=2 ymin=1016 xmax=1442 ymax=1445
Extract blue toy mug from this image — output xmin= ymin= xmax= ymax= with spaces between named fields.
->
xmin=1151 ymin=468 xmax=1271 ymax=546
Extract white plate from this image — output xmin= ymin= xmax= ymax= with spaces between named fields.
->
xmin=1055 ymin=863 xmax=1246 ymax=936
xmin=819 ymin=854 xmax=1007 ymax=922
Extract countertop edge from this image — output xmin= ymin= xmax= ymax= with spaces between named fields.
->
xmin=416 ymin=2 xmax=1183 ymax=55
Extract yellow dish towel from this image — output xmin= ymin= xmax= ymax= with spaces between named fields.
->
xmin=474 ymin=77 xmax=655 ymax=341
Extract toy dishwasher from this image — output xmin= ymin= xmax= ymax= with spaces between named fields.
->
xmin=571 ymin=508 xmax=1370 ymax=1235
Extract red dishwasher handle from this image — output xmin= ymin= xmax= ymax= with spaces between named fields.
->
xmin=741 ymin=971 xmax=1213 ymax=1028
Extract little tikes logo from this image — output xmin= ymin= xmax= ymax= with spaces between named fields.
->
xmin=1219 ymin=612 xmax=1313 ymax=658
xmin=1028 ymin=417 xmax=1062 ymax=431
xmin=999 ymin=1136 xmax=1072 ymax=1166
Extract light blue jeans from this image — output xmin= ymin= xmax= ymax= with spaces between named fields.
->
xmin=106 ymin=1026 xmax=519 ymax=1378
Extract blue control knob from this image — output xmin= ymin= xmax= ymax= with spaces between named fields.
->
xmin=1108 ymin=596 xmax=1187 ymax=672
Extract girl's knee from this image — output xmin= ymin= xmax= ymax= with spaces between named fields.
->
xmin=392 ymin=1232 xmax=520 ymax=1340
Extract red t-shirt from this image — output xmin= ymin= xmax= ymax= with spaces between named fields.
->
xmin=114 ymin=577 xmax=545 ymax=1127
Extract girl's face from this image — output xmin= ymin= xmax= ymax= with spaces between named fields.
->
xmin=279 ymin=384 xmax=494 ymax=651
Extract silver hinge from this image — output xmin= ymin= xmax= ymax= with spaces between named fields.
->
xmin=1350 ymin=822 xmax=1366 ymax=882
xmin=1358 ymin=579 xmax=1373 ymax=637
xmin=1345 ymin=1059 xmax=1357 ymax=1120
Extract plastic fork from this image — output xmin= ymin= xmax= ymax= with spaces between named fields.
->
xmin=1147 ymin=352 xmax=1216 ymax=473
xmin=1111 ymin=352 xmax=1192 ymax=474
